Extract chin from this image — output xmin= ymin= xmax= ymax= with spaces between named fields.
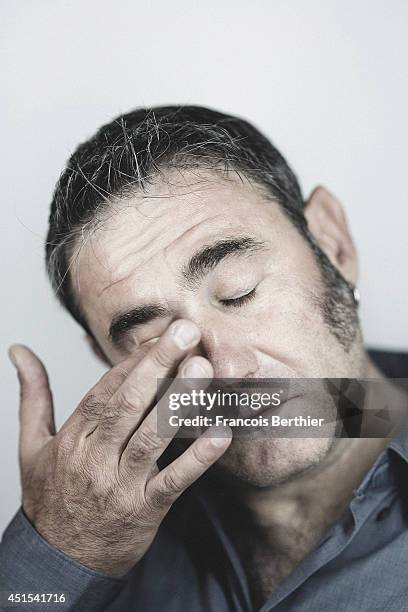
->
xmin=215 ymin=436 xmax=334 ymax=488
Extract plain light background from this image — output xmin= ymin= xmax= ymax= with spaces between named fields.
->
xmin=1 ymin=0 xmax=407 ymax=532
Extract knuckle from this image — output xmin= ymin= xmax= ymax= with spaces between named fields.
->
xmin=161 ymin=467 xmax=184 ymax=497
xmin=124 ymin=444 xmax=145 ymax=466
xmin=22 ymin=368 xmax=48 ymax=391
xmin=148 ymin=471 xmax=183 ymax=509
xmin=190 ymin=443 xmax=210 ymax=469
xmin=101 ymin=402 xmax=122 ymax=424
xmin=113 ymin=365 xmax=131 ymax=382
xmin=124 ymin=429 xmax=162 ymax=467
xmin=135 ymin=425 xmax=162 ymax=455
xmin=20 ymin=382 xmax=48 ymax=403
xmin=151 ymin=345 xmax=174 ymax=369
xmin=79 ymin=394 xmax=105 ymax=422
xmin=115 ymin=386 xmax=145 ymax=414
xmin=103 ymin=367 xmax=129 ymax=395
xmin=148 ymin=487 xmax=173 ymax=510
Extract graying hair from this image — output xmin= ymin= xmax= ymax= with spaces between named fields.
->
xmin=45 ymin=105 xmax=357 ymax=350
xmin=46 ymin=105 xmax=305 ymax=333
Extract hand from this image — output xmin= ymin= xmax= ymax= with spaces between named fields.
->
xmin=9 ymin=320 xmax=232 ymax=577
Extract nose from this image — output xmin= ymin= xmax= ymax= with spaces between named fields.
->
xmin=187 ymin=317 xmax=259 ymax=379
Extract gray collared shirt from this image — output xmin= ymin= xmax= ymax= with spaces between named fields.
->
xmin=1 ymin=430 xmax=408 ymax=612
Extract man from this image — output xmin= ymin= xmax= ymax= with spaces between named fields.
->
xmin=1 ymin=106 xmax=408 ymax=611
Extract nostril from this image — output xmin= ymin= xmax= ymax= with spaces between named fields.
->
xmin=244 ymin=369 xmax=259 ymax=378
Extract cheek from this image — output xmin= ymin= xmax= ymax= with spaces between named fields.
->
xmin=245 ymin=271 xmax=331 ymax=374
xmin=256 ymin=273 xmax=324 ymax=338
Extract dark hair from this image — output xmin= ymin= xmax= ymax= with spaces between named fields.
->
xmin=45 ymin=105 xmax=356 ymax=347
xmin=45 ymin=105 xmax=307 ymax=332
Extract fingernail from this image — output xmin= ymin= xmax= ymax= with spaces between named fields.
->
xmin=211 ymin=436 xmax=231 ymax=448
xmin=171 ymin=323 xmax=199 ymax=349
xmin=182 ymin=361 xmax=207 ymax=378
xmin=8 ymin=347 xmax=18 ymax=369
xmin=205 ymin=426 xmax=232 ymax=448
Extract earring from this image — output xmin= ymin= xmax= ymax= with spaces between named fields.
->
xmin=353 ymin=287 xmax=360 ymax=305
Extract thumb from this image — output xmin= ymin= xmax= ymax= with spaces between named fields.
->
xmin=9 ymin=344 xmax=55 ymax=465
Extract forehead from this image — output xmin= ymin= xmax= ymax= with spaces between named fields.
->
xmin=72 ymin=170 xmax=283 ymax=329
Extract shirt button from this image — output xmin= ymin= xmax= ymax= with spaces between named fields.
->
xmin=375 ymin=507 xmax=391 ymax=521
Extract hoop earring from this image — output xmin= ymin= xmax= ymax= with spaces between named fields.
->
xmin=353 ymin=287 xmax=360 ymax=305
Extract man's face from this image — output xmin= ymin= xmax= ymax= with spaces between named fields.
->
xmin=73 ymin=170 xmax=364 ymax=486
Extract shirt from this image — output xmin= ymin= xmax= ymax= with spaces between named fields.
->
xmin=1 ymin=350 xmax=408 ymax=612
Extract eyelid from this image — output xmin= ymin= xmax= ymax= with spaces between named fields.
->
xmin=219 ymin=286 xmax=257 ymax=307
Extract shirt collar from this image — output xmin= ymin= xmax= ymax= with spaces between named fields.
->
xmin=387 ymin=419 xmax=408 ymax=463
xmin=353 ymin=420 xmax=408 ymax=496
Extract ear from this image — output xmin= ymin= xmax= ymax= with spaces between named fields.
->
xmin=304 ymin=186 xmax=358 ymax=286
xmin=84 ymin=334 xmax=111 ymax=367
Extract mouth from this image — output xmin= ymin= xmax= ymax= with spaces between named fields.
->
xmin=236 ymin=394 xmax=302 ymax=420
xmin=205 ymin=378 xmax=300 ymax=420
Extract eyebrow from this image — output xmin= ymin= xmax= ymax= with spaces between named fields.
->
xmin=108 ymin=236 xmax=266 ymax=348
xmin=109 ymin=304 xmax=169 ymax=348
xmin=181 ymin=236 xmax=266 ymax=287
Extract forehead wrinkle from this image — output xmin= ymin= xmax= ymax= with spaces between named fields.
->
xmin=97 ymin=222 xmax=199 ymax=299
xmin=81 ymin=173 xmax=269 ymax=305
xmin=98 ymin=245 xmax=165 ymax=297
xmin=93 ymin=214 xmax=172 ymax=297
xmin=99 ymin=269 xmax=134 ymax=296
xmin=99 ymin=215 xmax=208 ymax=297
xmin=162 ymin=213 xmax=226 ymax=260
xmin=89 ymin=173 xmax=255 ymax=288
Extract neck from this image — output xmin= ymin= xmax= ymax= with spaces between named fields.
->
xmin=224 ymin=433 xmax=392 ymax=606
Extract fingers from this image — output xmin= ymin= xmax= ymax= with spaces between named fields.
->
xmin=119 ymin=355 xmax=213 ymax=474
xmin=90 ymin=319 xmax=204 ymax=449
xmin=145 ymin=426 xmax=232 ymax=511
xmin=9 ymin=344 xmax=55 ymax=464
xmin=61 ymin=351 xmax=142 ymax=434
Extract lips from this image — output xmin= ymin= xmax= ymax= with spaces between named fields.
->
xmin=203 ymin=378 xmax=296 ymax=420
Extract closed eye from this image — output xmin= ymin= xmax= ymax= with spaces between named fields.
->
xmin=219 ymin=287 xmax=257 ymax=308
